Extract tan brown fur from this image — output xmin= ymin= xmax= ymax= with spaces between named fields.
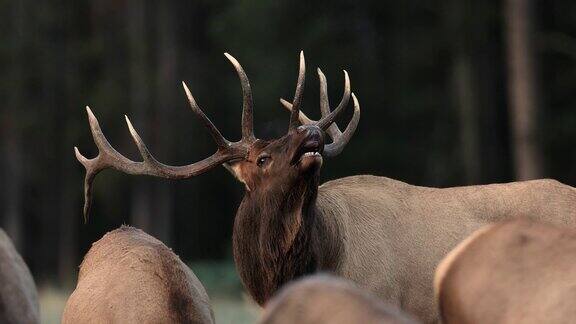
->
xmin=62 ymin=226 xmax=214 ymax=324
xmin=259 ymin=274 xmax=420 ymax=324
xmin=433 ymin=223 xmax=496 ymax=302
xmin=435 ymin=219 xmax=576 ymax=323
xmin=0 ymin=229 xmax=39 ymax=324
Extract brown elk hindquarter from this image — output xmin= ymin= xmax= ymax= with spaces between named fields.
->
xmin=435 ymin=219 xmax=576 ymax=324
xmin=62 ymin=226 xmax=214 ymax=324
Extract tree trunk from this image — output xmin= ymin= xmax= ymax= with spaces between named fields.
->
xmin=505 ymin=0 xmax=543 ymax=180
xmin=447 ymin=0 xmax=481 ymax=184
xmin=452 ymin=57 xmax=481 ymax=184
xmin=58 ymin=3 xmax=80 ymax=284
xmin=3 ymin=0 xmax=26 ymax=252
xmin=3 ymin=133 xmax=24 ymax=251
xmin=127 ymin=0 xmax=153 ymax=231
xmin=151 ymin=1 xmax=177 ymax=245
xmin=58 ymin=168 xmax=77 ymax=285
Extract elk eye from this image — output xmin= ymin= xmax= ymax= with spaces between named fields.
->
xmin=256 ymin=155 xmax=271 ymax=167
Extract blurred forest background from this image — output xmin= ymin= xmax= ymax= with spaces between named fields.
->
xmin=1 ymin=0 xmax=576 ymax=322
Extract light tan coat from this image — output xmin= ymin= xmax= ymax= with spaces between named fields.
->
xmin=62 ymin=226 xmax=214 ymax=324
xmin=435 ymin=219 xmax=576 ymax=323
xmin=259 ymin=274 xmax=420 ymax=324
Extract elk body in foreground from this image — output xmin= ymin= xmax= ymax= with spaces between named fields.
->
xmin=0 ymin=228 xmax=39 ymax=324
xmin=75 ymin=52 xmax=576 ymax=323
xmin=62 ymin=226 xmax=214 ymax=324
xmin=435 ymin=219 xmax=576 ymax=324
xmin=259 ymin=274 xmax=420 ymax=324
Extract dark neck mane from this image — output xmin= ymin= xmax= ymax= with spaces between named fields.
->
xmin=232 ymin=177 xmax=341 ymax=305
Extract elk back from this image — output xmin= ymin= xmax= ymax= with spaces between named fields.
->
xmin=259 ymin=274 xmax=420 ymax=324
xmin=62 ymin=225 xmax=214 ymax=324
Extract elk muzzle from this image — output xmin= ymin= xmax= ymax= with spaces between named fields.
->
xmin=292 ymin=125 xmax=324 ymax=171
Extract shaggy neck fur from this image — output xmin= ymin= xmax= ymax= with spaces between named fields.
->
xmin=232 ymin=172 xmax=341 ymax=305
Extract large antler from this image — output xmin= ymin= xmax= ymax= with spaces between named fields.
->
xmin=75 ymin=53 xmax=255 ymax=221
xmin=280 ymin=68 xmax=360 ymax=157
xmin=288 ymin=51 xmax=306 ymax=130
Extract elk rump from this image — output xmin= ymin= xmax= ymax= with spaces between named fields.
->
xmin=259 ymin=274 xmax=420 ymax=324
xmin=435 ymin=219 xmax=576 ymax=323
xmin=62 ymin=226 xmax=214 ymax=324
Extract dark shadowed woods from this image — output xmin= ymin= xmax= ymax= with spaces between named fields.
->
xmin=1 ymin=0 xmax=576 ymax=290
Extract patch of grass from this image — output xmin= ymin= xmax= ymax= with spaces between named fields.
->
xmin=39 ymin=285 xmax=71 ymax=324
xmin=189 ymin=260 xmax=245 ymax=297
xmin=190 ymin=260 xmax=260 ymax=323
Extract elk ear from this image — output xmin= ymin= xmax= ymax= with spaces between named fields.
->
xmin=224 ymin=161 xmax=252 ymax=191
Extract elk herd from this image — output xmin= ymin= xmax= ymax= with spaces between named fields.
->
xmin=2 ymin=52 xmax=576 ymax=323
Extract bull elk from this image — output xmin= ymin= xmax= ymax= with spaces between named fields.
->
xmin=0 ymin=228 xmax=39 ymax=324
xmin=62 ymin=226 xmax=214 ymax=324
xmin=434 ymin=219 xmax=576 ymax=323
xmin=75 ymin=52 xmax=576 ymax=323
xmin=259 ymin=274 xmax=420 ymax=324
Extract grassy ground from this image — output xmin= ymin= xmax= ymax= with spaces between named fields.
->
xmin=39 ymin=286 xmax=68 ymax=324
xmin=40 ymin=261 xmax=260 ymax=324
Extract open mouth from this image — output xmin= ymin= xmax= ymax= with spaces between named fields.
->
xmin=292 ymin=138 xmax=323 ymax=164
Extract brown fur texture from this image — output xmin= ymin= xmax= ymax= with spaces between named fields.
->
xmin=62 ymin=226 xmax=214 ymax=324
xmin=233 ymin=173 xmax=576 ymax=323
xmin=435 ymin=219 xmax=576 ymax=324
xmin=0 ymin=228 xmax=39 ymax=324
xmin=259 ymin=274 xmax=420 ymax=324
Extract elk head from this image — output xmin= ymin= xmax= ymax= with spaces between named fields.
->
xmin=75 ymin=52 xmax=360 ymax=221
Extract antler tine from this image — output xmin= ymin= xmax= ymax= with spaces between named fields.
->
xmin=280 ymin=98 xmax=339 ymax=140
xmin=182 ymin=82 xmax=229 ymax=149
xmin=74 ymin=147 xmax=97 ymax=223
xmin=323 ymin=93 xmax=360 ymax=157
xmin=280 ymin=98 xmax=314 ymax=124
xmin=224 ymin=53 xmax=255 ymax=142
xmin=74 ymin=106 xmax=144 ymax=222
xmin=316 ymin=70 xmax=350 ymax=130
xmin=317 ymin=68 xmax=342 ymax=138
xmin=288 ymin=51 xmax=306 ymax=130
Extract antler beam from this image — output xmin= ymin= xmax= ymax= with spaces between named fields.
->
xmin=75 ymin=54 xmax=255 ymax=221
